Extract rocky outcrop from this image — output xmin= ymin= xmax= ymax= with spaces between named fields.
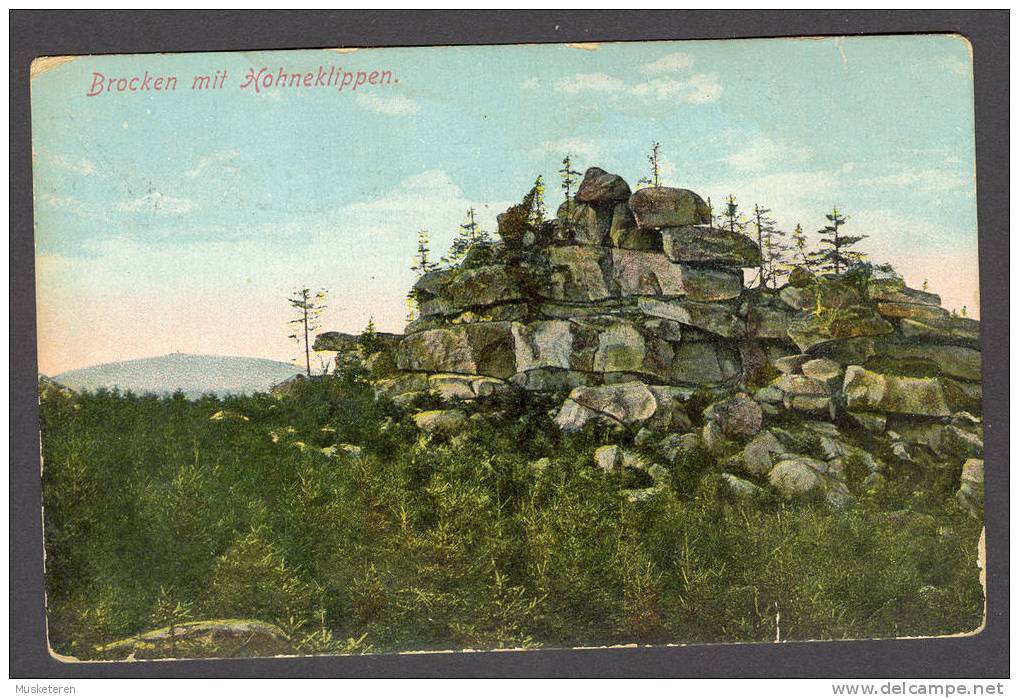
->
xmin=389 ymin=168 xmax=763 ymax=403
xmin=315 ymin=164 xmax=984 ymax=510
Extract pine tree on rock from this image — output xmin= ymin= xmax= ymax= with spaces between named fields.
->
xmin=723 ymin=194 xmax=747 ymax=235
xmin=411 ymin=229 xmax=439 ymax=277
xmin=789 ymin=224 xmax=812 ymax=270
xmin=529 ymin=176 xmax=547 ymax=227
xmin=637 ymin=141 xmax=663 ymax=188
xmin=809 ymin=207 xmax=865 ymax=274
xmin=443 ymin=207 xmax=490 ymax=266
xmin=558 ymin=155 xmax=582 ymax=227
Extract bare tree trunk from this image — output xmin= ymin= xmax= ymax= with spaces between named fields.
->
xmin=303 ymin=301 xmax=311 ymax=377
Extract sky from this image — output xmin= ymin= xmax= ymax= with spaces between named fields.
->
xmin=31 ymin=35 xmax=979 ymax=375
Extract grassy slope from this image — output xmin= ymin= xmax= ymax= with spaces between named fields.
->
xmin=39 ymin=373 xmax=983 ymax=660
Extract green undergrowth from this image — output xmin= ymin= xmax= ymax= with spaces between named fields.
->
xmin=39 ymin=375 xmax=984 ymax=659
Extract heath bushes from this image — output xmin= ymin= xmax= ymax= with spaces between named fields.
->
xmin=39 ymin=376 xmax=984 ymax=659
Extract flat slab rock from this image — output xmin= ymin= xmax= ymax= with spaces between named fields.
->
xmin=629 ymin=187 xmax=711 ymax=229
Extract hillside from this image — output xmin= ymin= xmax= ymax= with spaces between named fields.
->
xmin=53 ymin=353 xmax=301 ymax=398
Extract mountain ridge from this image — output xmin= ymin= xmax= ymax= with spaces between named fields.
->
xmin=52 ymin=353 xmax=302 ymax=398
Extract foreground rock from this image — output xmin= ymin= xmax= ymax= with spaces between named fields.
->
xmin=556 ymin=382 xmax=692 ymax=432
xmin=98 ymin=620 xmax=290 ymax=660
xmin=769 ymin=457 xmax=851 ymax=509
xmin=956 ymin=458 xmax=984 ymax=519
xmin=413 ymin=409 xmax=467 ymax=435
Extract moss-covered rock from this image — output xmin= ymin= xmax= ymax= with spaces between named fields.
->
xmin=660 ymin=225 xmax=762 ymax=267
xmin=842 ymin=365 xmax=952 ymax=417
xmin=629 ymin=186 xmax=711 ymax=229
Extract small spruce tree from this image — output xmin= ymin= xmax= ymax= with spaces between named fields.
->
xmin=359 ymin=317 xmax=385 ymax=356
xmin=558 ymin=155 xmax=582 ymax=228
xmin=529 ymin=175 xmax=547 ymax=227
xmin=809 ymin=207 xmax=865 ymax=274
xmin=411 ymin=229 xmax=439 ymax=276
xmin=637 ymin=141 xmax=663 ymax=188
xmin=789 ymin=223 xmax=812 ymax=270
xmin=723 ymin=194 xmax=747 ymax=235
xmin=443 ymin=207 xmax=489 ymax=266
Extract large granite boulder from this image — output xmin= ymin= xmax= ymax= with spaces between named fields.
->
xmin=842 ymin=365 xmax=953 ymax=417
xmin=511 ymin=320 xmax=579 ymax=373
xmin=609 ymin=248 xmax=689 ymax=298
xmin=555 ymin=382 xmax=690 ymax=432
xmin=742 ymin=430 xmax=784 ymax=475
xmin=897 ymin=316 xmax=982 ymax=349
xmin=544 ymin=246 xmax=612 ymax=301
xmin=576 ymin=167 xmax=632 ymax=204
xmin=629 ymin=187 xmax=711 ymax=229
xmin=787 ymin=307 xmax=895 ymax=352
xmin=397 ymin=323 xmax=517 ymax=379
xmin=557 ymin=201 xmax=611 ymax=246
xmin=769 ymin=457 xmax=851 ymax=509
xmin=427 ymin=374 xmax=508 ymax=401
xmin=869 ymin=341 xmax=982 ymax=382
xmin=442 ymin=265 xmax=529 ymax=311
xmin=671 ymin=341 xmax=741 ymax=385
xmin=638 ymin=298 xmax=743 ymax=338
xmin=660 ymin=225 xmax=762 ymax=268
xmin=704 ymin=393 xmax=763 ymax=441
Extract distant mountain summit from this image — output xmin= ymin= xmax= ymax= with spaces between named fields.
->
xmin=53 ymin=354 xmax=302 ymax=398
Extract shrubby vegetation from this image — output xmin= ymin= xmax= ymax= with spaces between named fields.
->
xmin=40 ymin=367 xmax=983 ymax=660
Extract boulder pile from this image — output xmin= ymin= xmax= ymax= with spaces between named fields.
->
xmin=318 ymin=166 xmax=984 ymax=513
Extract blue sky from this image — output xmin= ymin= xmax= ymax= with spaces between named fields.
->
xmin=31 ymin=35 xmax=978 ymax=374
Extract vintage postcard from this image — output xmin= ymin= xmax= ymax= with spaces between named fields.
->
xmin=31 ymin=35 xmax=984 ymax=661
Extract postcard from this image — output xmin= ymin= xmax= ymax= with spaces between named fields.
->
xmin=31 ymin=35 xmax=984 ymax=661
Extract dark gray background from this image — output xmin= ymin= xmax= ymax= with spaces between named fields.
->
xmin=9 ymin=10 xmax=1009 ymax=678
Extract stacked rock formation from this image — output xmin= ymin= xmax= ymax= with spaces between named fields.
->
xmin=318 ymin=165 xmax=984 ymax=513
xmin=389 ymin=167 xmax=759 ymax=406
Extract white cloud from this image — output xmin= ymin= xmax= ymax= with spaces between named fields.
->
xmin=556 ymin=71 xmax=722 ymax=104
xmin=556 ymin=73 xmax=626 ymax=94
xmin=355 ymin=92 xmax=420 ymax=116
xmin=185 ymin=149 xmax=240 ymax=178
xmin=641 ymin=52 xmax=695 ymax=73
xmin=520 ymin=77 xmax=540 ymax=89
xmin=684 ymin=73 xmax=723 ymax=104
xmin=725 ymin=135 xmax=812 ymax=172
xmin=858 ymin=167 xmax=972 ymax=193
xmin=542 ymin=137 xmax=601 ymax=162
xmin=116 ymin=191 xmax=195 ymax=215
xmin=335 ymin=170 xmax=512 ymax=243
